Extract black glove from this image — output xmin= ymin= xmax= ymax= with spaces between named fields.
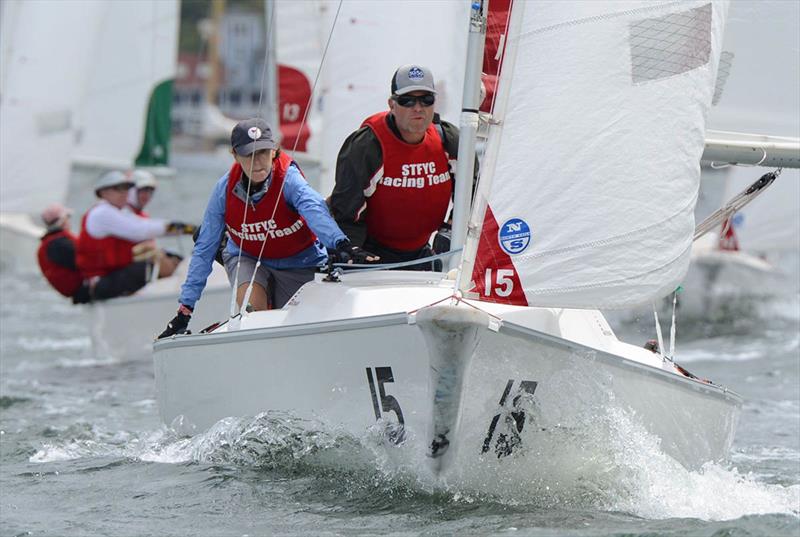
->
xmin=330 ymin=239 xmax=380 ymax=265
xmin=432 ymin=223 xmax=452 ymax=254
xmin=166 ymin=221 xmax=198 ymax=235
xmin=158 ymin=305 xmax=192 ymax=339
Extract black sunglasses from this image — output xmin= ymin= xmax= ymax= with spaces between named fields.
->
xmin=393 ymin=93 xmax=436 ymax=108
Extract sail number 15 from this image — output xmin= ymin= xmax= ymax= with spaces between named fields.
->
xmin=484 ymin=268 xmax=515 ymax=297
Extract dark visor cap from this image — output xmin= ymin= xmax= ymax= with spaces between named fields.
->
xmin=231 ymin=118 xmax=278 ymax=156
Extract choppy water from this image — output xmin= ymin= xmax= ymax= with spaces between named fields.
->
xmin=2 ymin=158 xmax=799 ymax=536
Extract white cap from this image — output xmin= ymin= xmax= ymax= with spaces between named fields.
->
xmin=131 ymin=170 xmax=157 ymax=190
xmin=94 ymin=170 xmax=134 ymax=196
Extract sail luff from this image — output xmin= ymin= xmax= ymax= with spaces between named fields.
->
xmin=459 ymin=0 xmax=526 ymax=296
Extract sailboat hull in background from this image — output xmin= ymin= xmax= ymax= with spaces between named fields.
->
xmin=0 ymin=213 xmax=43 ymax=273
xmin=89 ymin=262 xmax=230 ymax=360
xmin=153 ymin=273 xmax=740 ymax=476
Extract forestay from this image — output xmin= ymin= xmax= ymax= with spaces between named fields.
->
xmin=0 ymin=0 xmax=104 ymax=214
xmin=464 ymin=0 xmax=728 ymax=309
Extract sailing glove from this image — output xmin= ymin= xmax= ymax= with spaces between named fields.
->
xmin=329 ymin=239 xmax=380 ymax=265
xmin=158 ymin=304 xmax=193 ymax=339
xmin=166 ymin=221 xmax=198 ymax=235
xmin=432 ymin=223 xmax=452 ymax=254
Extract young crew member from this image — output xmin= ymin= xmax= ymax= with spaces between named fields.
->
xmin=158 ymin=118 xmax=377 ymax=339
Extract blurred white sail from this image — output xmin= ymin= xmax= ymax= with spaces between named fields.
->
xmin=73 ymin=0 xmax=179 ymax=169
xmin=0 ymin=0 xmax=104 ymax=215
xmin=314 ymin=0 xmax=471 ymax=196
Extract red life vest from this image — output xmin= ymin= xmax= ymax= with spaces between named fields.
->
xmin=718 ymin=217 xmax=739 ymax=251
xmin=362 ymin=112 xmax=452 ymax=251
xmin=76 ymin=207 xmax=136 ymax=278
xmin=224 ymin=152 xmax=316 ymax=259
xmin=127 ymin=204 xmax=149 ymax=218
xmin=37 ymin=230 xmax=83 ymax=297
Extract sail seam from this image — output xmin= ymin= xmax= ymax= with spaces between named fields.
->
xmin=514 ymin=193 xmax=697 ymax=262
xmin=525 ymin=240 xmax=693 ymax=297
xmin=516 ymin=0 xmax=690 ymax=39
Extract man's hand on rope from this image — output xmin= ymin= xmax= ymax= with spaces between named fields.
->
xmin=329 ymin=239 xmax=381 ymax=265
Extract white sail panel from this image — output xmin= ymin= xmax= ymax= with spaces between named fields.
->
xmin=469 ymin=0 xmax=728 ymax=309
xmin=0 ymin=0 xmax=105 ymax=214
xmin=314 ymin=0 xmax=471 ymax=196
xmin=73 ymin=0 xmax=179 ymax=168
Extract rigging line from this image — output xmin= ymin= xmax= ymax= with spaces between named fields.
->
xmin=236 ymin=0 xmax=344 ymax=318
xmin=335 ymin=248 xmax=463 ymax=271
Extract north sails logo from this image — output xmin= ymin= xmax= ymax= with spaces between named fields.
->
xmin=407 ymin=66 xmax=424 ymax=80
xmin=247 ymin=126 xmax=262 ymax=140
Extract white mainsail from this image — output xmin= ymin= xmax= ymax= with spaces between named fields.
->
xmin=0 ymin=0 xmax=104 ymax=215
xmin=314 ymin=0 xmax=471 ymax=196
xmin=465 ymin=0 xmax=728 ymax=309
xmin=72 ymin=0 xmax=179 ymax=169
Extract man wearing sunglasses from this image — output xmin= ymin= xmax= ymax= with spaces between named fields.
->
xmin=329 ymin=64 xmax=471 ymax=271
xmin=74 ymin=170 xmax=193 ymax=301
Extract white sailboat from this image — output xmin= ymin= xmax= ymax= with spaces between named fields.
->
xmin=664 ymin=0 xmax=800 ymax=320
xmin=154 ymin=0 xmax=741 ymax=481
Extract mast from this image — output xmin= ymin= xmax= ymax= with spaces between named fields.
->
xmin=449 ymin=0 xmax=488 ymax=271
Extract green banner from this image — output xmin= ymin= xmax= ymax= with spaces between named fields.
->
xmin=135 ymin=79 xmax=173 ymax=166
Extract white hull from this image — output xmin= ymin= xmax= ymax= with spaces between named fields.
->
xmin=154 ymin=272 xmax=741 ymax=476
xmin=0 ymin=213 xmax=43 ymax=273
xmin=678 ymin=247 xmax=789 ymax=318
xmin=89 ymin=262 xmax=231 ymax=360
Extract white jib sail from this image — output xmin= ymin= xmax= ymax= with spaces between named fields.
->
xmin=72 ymin=0 xmax=179 ymax=169
xmin=465 ymin=0 xmax=729 ymax=309
xmin=0 ymin=0 xmax=105 ymax=214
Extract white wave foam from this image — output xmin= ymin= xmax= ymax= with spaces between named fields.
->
xmin=601 ymin=408 xmax=800 ymax=520
xmin=27 ymin=409 xmax=800 ymax=521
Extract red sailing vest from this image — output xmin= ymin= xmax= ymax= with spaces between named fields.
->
xmin=37 ymin=230 xmax=83 ymax=297
xmin=362 ymin=112 xmax=452 ymax=251
xmin=224 ymin=152 xmax=316 ymax=259
xmin=127 ymin=204 xmax=149 ymax=218
xmin=76 ymin=207 xmax=136 ymax=278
